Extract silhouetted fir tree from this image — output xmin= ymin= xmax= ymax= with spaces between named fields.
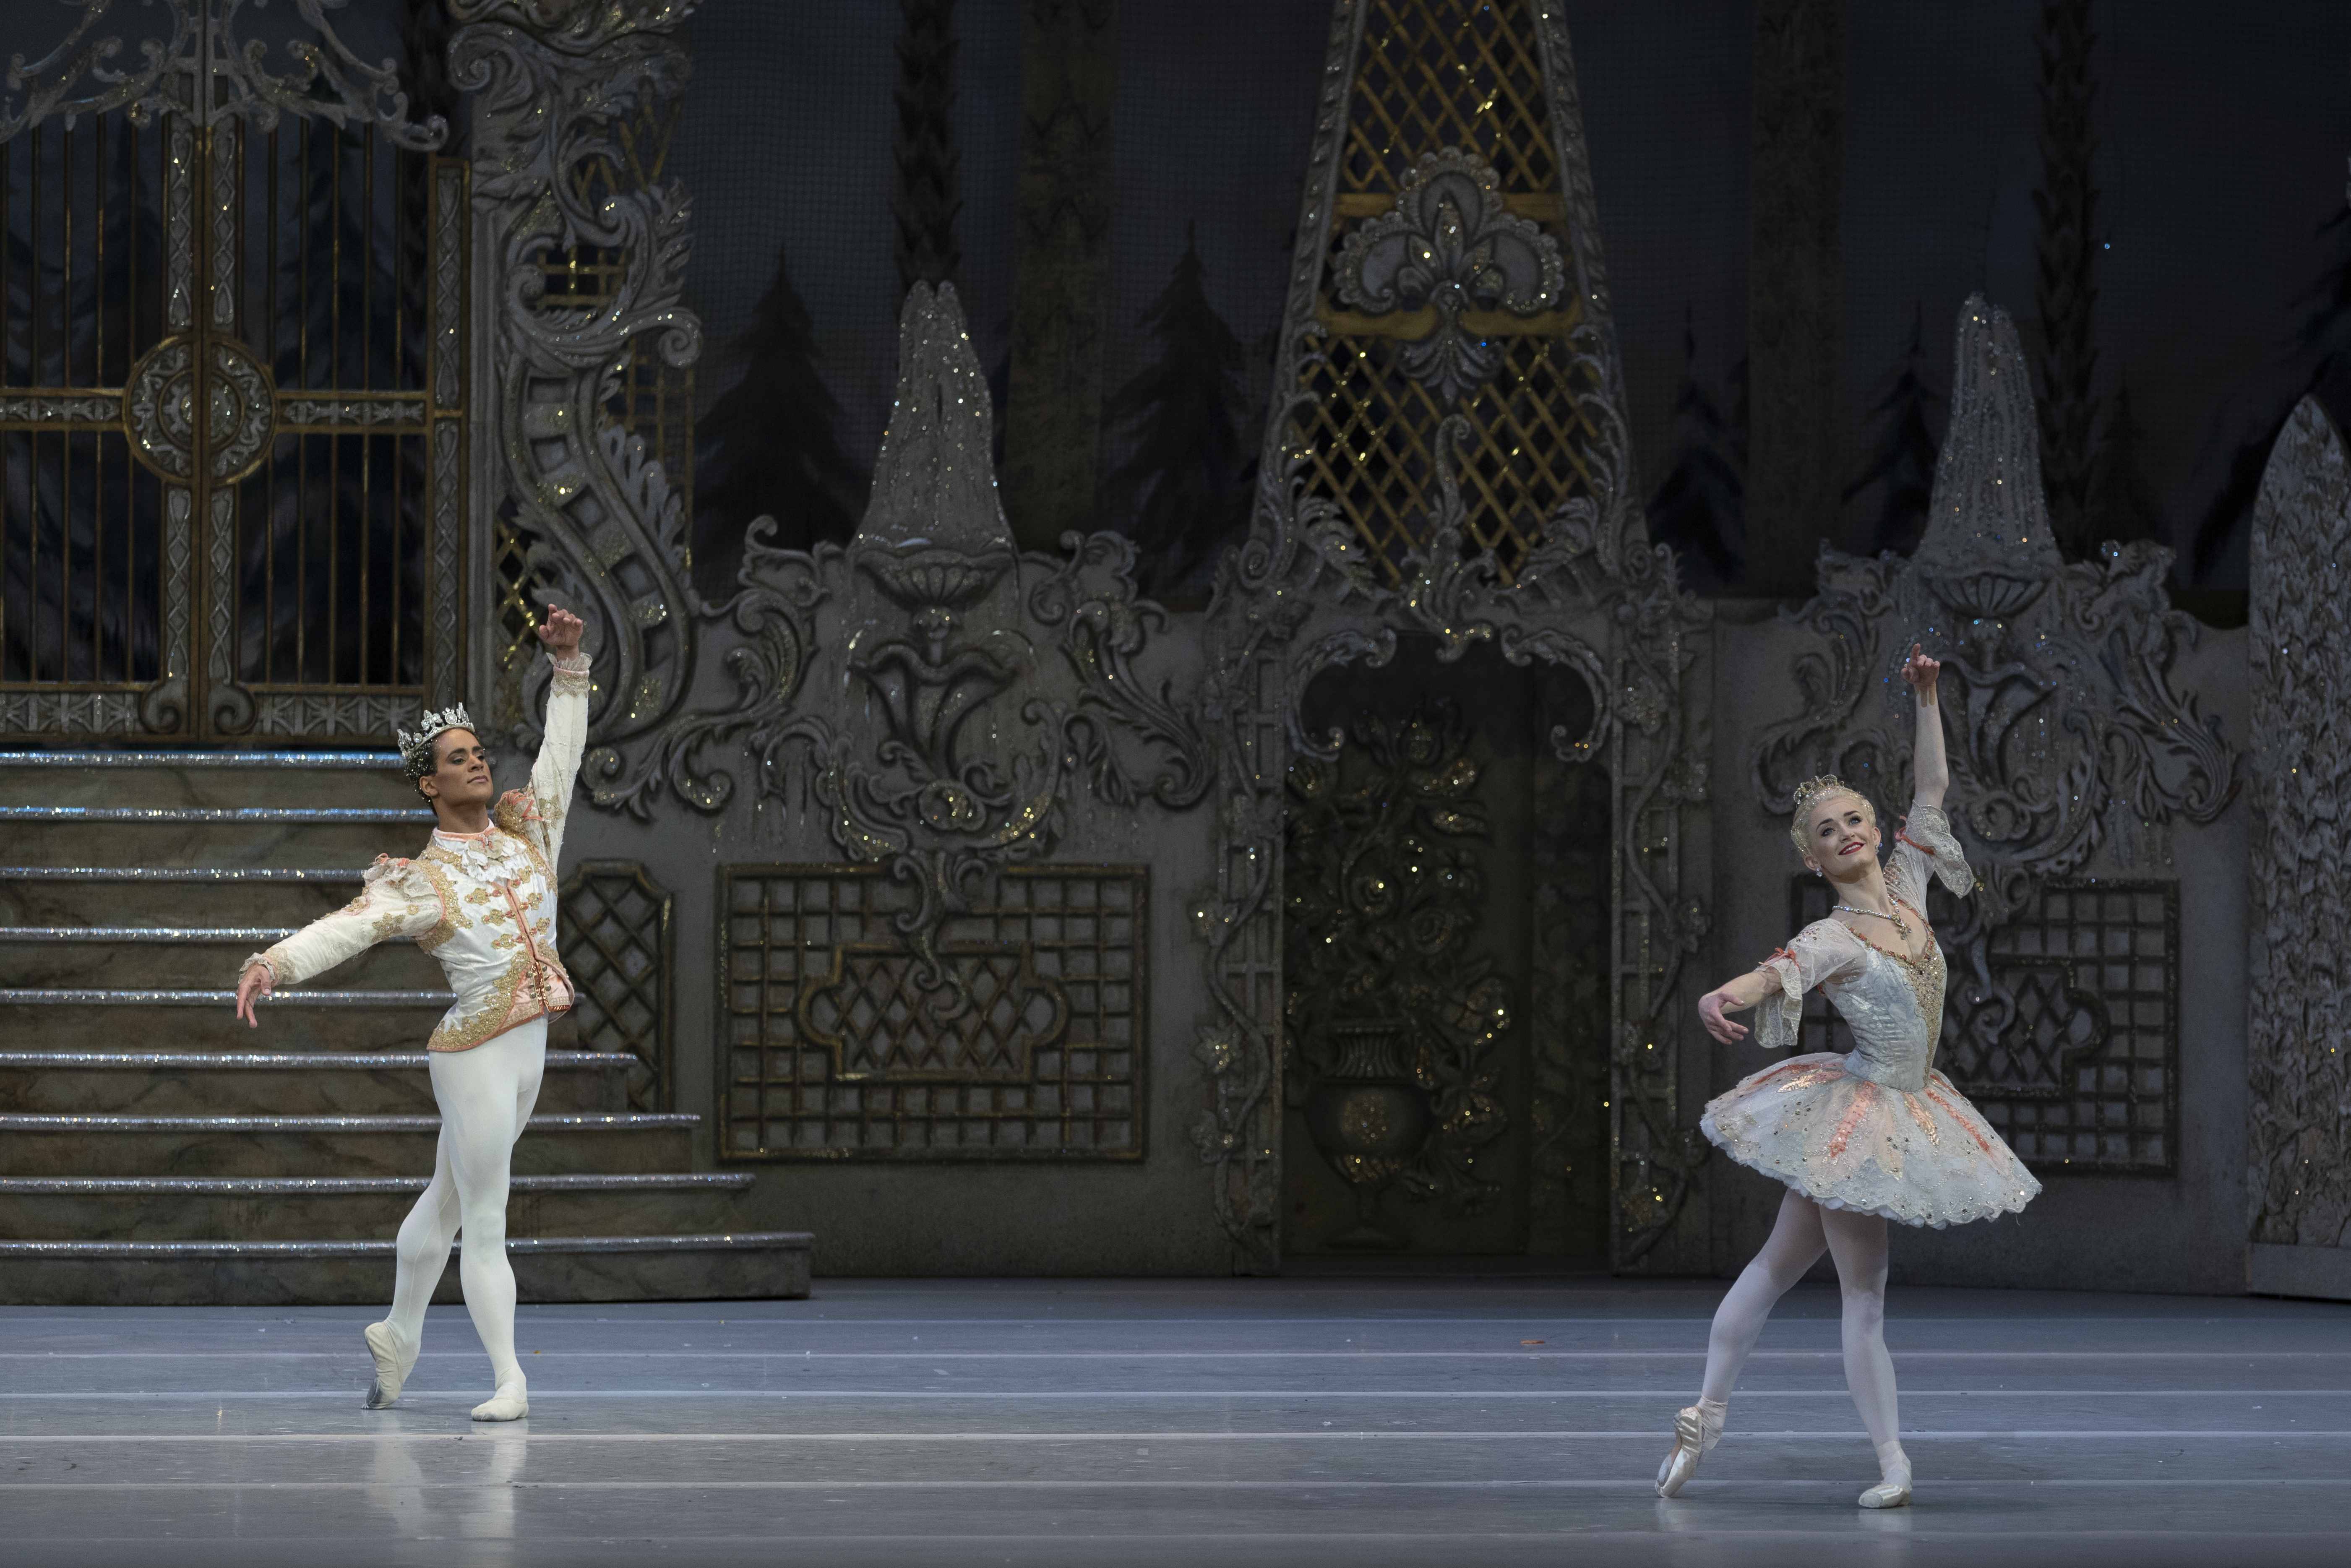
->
xmin=2087 ymin=383 xmax=2161 ymax=549
xmin=2191 ymin=203 xmax=2351 ymax=577
xmin=893 ymin=0 xmax=962 ymax=293
xmin=1647 ymin=310 xmax=1744 ymax=592
xmin=1106 ymin=224 xmax=1251 ymax=599
xmin=692 ymin=245 xmax=867 ymax=596
xmin=2032 ymin=0 xmax=2103 ymax=557
xmin=1845 ymin=303 xmax=1944 ymax=557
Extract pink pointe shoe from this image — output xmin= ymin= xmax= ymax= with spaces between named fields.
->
xmin=1655 ymin=1398 xmax=1726 ymax=1497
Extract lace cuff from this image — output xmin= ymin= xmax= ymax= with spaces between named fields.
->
xmin=1897 ymin=802 xmax=1975 ymax=895
xmin=239 ymin=951 xmax=281 ymax=989
xmin=1752 ymin=951 xmax=1806 ymax=1052
xmin=548 ymin=649 xmax=592 ymax=696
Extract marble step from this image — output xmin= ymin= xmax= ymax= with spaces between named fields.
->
xmin=0 ymin=1111 xmax=700 ymax=1177
xmin=0 ymin=1050 xmax=633 ymax=1115
xmin=0 ymin=750 xmax=417 ymax=809
xmin=0 ymin=990 xmax=463 ymax=1052
xmin=0 ymin=1230 xmax=814 ymax=1306
xmin=0 ymin=926 xmax=447 ymax=988
xmin=7 ymin=816 xmax=435 ymax=869
xmin=0 ymin=868 xmax=368 ymax=928
xmin=0 ymin=1172 xmax=754 ymax=1240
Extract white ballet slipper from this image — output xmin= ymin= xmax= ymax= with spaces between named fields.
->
xmin=362 ymin=1321 xmax=417 ymax=1410
xmin=1858 ymin=1441 xmax=1912 ymax=1508
xmin=1654 ymin=1397 xmax=1726 ymax=1497
xmin=470 ymin=1379 xmax=529 ymax=1422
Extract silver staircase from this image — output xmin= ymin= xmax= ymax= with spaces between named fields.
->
xmin=0 ymin=750 xmax=809 ymax=1306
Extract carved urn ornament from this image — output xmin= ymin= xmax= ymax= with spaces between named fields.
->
xmin=1298 ymin=1025 xmax=1431 ymax=1250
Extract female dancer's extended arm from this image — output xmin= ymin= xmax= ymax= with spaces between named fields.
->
xmin=1699 ymin=969 xmax=1779 ymax=1044
xmin=1903 ymin=643 xmax=1947 ymax=810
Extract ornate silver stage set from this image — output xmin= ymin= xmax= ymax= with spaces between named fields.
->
xmin=0 ymin=0 xmax=2343 ymax=1312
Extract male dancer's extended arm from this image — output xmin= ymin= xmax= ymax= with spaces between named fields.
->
xmin=232 ymin=870 xmax=440 ymax=1027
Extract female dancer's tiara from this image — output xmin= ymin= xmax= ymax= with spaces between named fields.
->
xmin=1790 ymin=774 xmax=1861 ymax=815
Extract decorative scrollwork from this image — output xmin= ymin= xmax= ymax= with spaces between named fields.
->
xmin=280 ymin=398 xmax=427 ymax=427
xmin=452 ymin=0 xmax=703 ymax=780
xmin=625 ymin=284 xmax=1210 ymax=1022
xmin=1029 ymin=531 xmax=1216 ymax=813
xmin=122 ymin=335 xmax=275 ymax=482
xmin=0 ymin=394 xmax=119 ymax=423
xmin=1333 ymin=148 xmax=1566 ymax=405
xmin=0 ymin=0 xmax=449 ymax=146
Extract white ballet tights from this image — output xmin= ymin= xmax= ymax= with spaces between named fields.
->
xmin=1697 ymin=1188 xmax=1905 ymax=1478
xmin=382 ymin=1020 xmax=546 ymax=1409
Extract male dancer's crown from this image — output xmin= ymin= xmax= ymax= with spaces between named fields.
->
xmin=395 ymin=703 xmax=475 ymax=771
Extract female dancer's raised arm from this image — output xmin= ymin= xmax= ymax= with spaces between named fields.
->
xmin=1906 ymin=643 xmax=1948 ymax=810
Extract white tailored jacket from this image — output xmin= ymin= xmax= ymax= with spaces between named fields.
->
xmin=243 ymin=651 xmax=592 ymax=1052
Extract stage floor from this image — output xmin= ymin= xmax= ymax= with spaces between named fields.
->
xmin=0 ymin=1278 xmax=2345 ymax=1567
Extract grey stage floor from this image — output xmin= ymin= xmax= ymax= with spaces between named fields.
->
xmin=0 ymin=1279 xmax=2347 ymax=1568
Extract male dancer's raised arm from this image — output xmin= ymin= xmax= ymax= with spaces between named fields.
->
xmin=518 ymin=631 xmax=592 ymax=863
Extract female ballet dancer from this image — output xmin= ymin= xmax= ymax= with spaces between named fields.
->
xmin=1659 ymin=644 xmax=2039 ymax=1508
xmin=231 ymin=606 xmax=590 ymax=1422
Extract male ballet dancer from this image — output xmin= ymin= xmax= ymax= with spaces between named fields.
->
xmin=234 ymin=606 xmax=589 ymax=1420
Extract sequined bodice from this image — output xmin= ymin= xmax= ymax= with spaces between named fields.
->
xmin=1824 ymin=935 xmax=1946 ymax=1092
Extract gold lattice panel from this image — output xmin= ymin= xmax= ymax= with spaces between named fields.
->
xmin=1293 ymin=332 xmax=1602 ymax=581
xmin=1343 ymin=0 xmax=1559 ymax=197
xmin=1291 ymin=0 xmax=1605 ymax=586
xmin=488 ymin=507 xmax=538 ymax=729
xmin=720 ymin=865 xmax=1147 ymax=1162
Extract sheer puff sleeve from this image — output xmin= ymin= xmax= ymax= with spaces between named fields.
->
xmin=240 ymin=855 xmax=443 ymax=989
xmin=1888 ymin=798 xmax=1975 ymax=910
xmin=1752 ymin=919 xmax=1868 ymax=1052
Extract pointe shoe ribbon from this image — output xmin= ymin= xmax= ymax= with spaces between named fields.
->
xmin=362 ymin=1321 xmax=418 ymax=1410
xmin=1654 ymin=1399 xmax=1725 ymax=1497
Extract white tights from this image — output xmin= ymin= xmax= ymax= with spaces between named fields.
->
xmin=1699 ymin=1187 xmax=1900 ymax=1456
xmin=383 ymin=1020 xmax=546 ymax=1391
